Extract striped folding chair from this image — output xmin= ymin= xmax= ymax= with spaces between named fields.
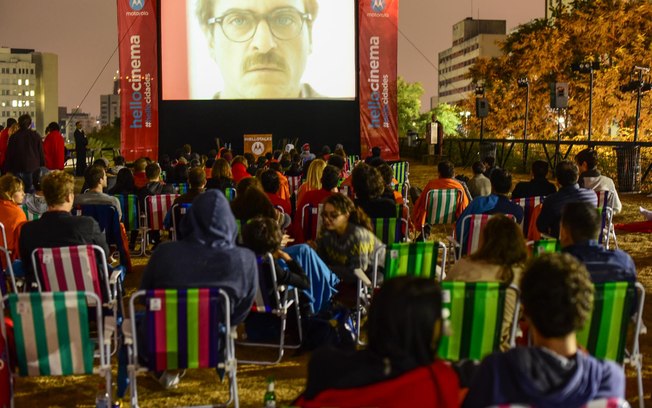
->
xmin=31 ymin=245 xmax=123 ymax=353
xmin=0 ymin=246 xmax=16 ymax=295
xmin=172 ymin=183 xmax=189 ymax=194
xmin=300 ymin=203 xmax=322 ymax=241
xmin=125 ymin=288 xmax=239 ymax=408
xmin=511 ymin=195 xmax=545 ymax=238
xmin=113 ymin=194 xmax=140 ymax=232
xmin=595 ymin=190 xmax=618 ymax=249
xmin=423 ymin=189 xmax=460 ymax=238
xmin=224 ymin=187 xmax=237 ymax=202
xmin=393 ymin=182 xmax=409 ymax=203
xmin=21 ymin=203 xmax=40 ymax=221
xmin=238 ymin=253 xmax=302 ymax=365
xmin=0 ymin=291 xmax=113 ymax=406
xmin=390 ymin=161 xmax=410 ymax=186
xmin=453 ymin=214 xmax=515 ymax=260
xmin=437 ymin=282 xmax=520 ymax=362
xmin=577 ymin=281 xmax=645 ymax=407
xmin=144 ymin=194 xmax=179 ymax=254
xmin=170 ymin=203 xmax=192 ymax=241
xmin=287 ymin=175 xmax=303 ymax=197
xmin=346 ymin=155 xmax=359 ymax=174
xmin=371 ymin=217 xmax=408 ymax=245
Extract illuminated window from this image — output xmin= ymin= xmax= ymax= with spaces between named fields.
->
xmin=11 ymin=100 xmax=17 ymax=107
xmin=17 ymin=79 xmax=22 ymax=86
xmin=25 ymin=101 xmax=29 ymax=107
xmin=30 ymin=90 xmax=35 ymax=97
xmin=25 ymin=79 xmax=29 ymax=86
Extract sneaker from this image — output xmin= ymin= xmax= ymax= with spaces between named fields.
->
xmin=157 ymin=371 xmax=180 ymax=389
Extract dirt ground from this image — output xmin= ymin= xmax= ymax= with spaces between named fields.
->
xmin=12 ymin=160 xmax=652 ymax=407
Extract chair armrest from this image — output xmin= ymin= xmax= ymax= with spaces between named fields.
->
xmin=103 ymin=316 xmax=116 ymax=347
xmin=109 ymin=268 xmax=123 ymax=285
xmin=122 ymin=318 xmax=133 ymax=345
xmin=354 ymin=268 xmax=372 ymax=287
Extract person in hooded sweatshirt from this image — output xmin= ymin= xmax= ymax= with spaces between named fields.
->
xmin=463 ymin=253 xmax=624 ymax=408
xmin=140 ymin=188 xmax=258 ymax=325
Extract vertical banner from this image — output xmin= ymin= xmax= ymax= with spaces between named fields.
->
xmin=117 ymin=0 xmax=159 ymax=161
xmin=359 ymin=0 xmax=399 ymax=161
xmin=244 ymin=134 xmax=273 ymax=160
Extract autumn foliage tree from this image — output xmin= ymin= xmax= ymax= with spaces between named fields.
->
xmin=462 ymin=0 xmax=652 ymax=142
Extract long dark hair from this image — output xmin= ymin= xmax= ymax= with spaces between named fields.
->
xmin=323 ymin=193 xmax=372 ymax=232
xmin=469 ymin=214 xmax=527 ymax=284
xmin=367 ymin=276 xmax=443 ymax=367
xmin=108 ymin=168 xmax=135 ymax=194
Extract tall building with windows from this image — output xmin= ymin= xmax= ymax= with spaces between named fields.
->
xmin=437 ymin=18 xmax=506 ymax=105
xmin=0 ymin=47 xmax=58 ymax=134
xmin=99 ymin=72 xmax=120 ymax=127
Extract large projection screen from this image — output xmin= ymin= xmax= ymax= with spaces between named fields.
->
xmin=161 ymin=0 xmax=356 ymax=100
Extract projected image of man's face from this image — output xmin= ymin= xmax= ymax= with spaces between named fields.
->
xmin=207 ymin=0 xmax=313 ymax=99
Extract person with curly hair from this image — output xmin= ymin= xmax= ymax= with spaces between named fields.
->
xmin=463 ymin=253 xmax=624 ymax=407
xmin=351 ymin=163 xmax=397 ymax=219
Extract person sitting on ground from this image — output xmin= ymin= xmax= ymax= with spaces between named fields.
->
xmin=18 ymin=171 xmax=111 ymax=284
xmin=463 ymin=253 xmax=625 ymax=407
xmin=511 ymin=160 xmax=556 ymax=199
xmin=301 ymin=276 xmax=459 ymax=407
xmin=446 ymin=214 xmax=527 ymax=350
xmin=536 ymin=160 xmax=597 ymax=238
xmin=575 ymin=148 xmax=622 ymax=214
xmin=296 ymin=159 xmax=326 ymax=206
xmin=467 ymin=161 xmax=491 ymax=198
xmin=23 ymin=167 xmax=50 ymax=216
xmin=242 ymin=216 xmax=338 ymax=315
xmin=455 ymin=168 xmax=523 ymax=240
xmin=311 ymin=193 xmax=383 ymax=284
xmin=261 ymin=169 xmax=292 ymax=214
xmin=205 ymin=158 xmax=236 ymax=192
xmin=74 ymin=165 xmax=122 ymax=219
xmin=352 ymin=163 xmax=397 ymax=219
xmin=411 ymin=160 xmax=469 ymax=229
xmin=560 ymin=202 xmax=636 ymax=284
xmin=0 ymin=174 xmax=27 ymax=268
xmin=173 ymin=166 xmax=206 ymax=205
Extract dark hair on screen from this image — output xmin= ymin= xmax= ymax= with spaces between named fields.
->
xmin=352 ymin=163 xmax=385 ymax=201
xmin=555 ymin=160 xmax=579 ymax=187
xmin=367 ymin=276 xmax=443 ymax=367
xmin=490 ymin=168 xmax=512 ymax=195
xmin=561 ymin=202 xmax=601 ymax=243
xmin=437 ymin=161 xmax=455 ymax=178
xmin=520 ymin=253 xmax=593 ymax=338
xmin=241 ymin=216 xmax=283 ymax=255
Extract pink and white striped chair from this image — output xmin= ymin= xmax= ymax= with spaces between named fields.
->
xmin=143 ymin=194 xmax=179 ymax=255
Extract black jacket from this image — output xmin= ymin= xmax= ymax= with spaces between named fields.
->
xmin=4 ymin=128 xmax=45 ymax=173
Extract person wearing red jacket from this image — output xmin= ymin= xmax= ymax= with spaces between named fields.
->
xmin=43 ymin=122 xmax=66 ymax=170
xmin=0 ymin=118 xmax=17 ymax=171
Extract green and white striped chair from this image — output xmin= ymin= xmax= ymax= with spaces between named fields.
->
xmin=390 ymin=161 xmax=409 ymax=186
xmin=577 ymin=281 xmax=645 ymax=407
xmin=423 ymin=189 xmax=460 ymax=238
xmin=437 ymin=282 xmax=520 ymax=361
xmin=0 ymin=291 xmax=113 ymax=406
xmin=21 ymin=203 xmax=41 ymax=221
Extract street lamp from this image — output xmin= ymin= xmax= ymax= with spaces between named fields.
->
xmin=517 ymin=77 xmax=530 ymax=170
xmin=475 ymin=86 xmax=486 ymax=140
xmin=571 ymin=60 xmax=600 ymax=144
xmin=620 ymin=66 xmax=652 ymax=142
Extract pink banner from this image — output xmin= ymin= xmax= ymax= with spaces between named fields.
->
xmin=359 ymin=0 xmax=399 ymax=161
xmin=117 ymin=0 xmax=159 ymax=161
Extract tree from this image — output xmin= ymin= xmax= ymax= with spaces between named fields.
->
xmin=397 ymin=76 xmax=462 ymax=137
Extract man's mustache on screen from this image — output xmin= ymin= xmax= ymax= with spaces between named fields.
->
xmin=243 ymin=52 xmax=288 ymax=72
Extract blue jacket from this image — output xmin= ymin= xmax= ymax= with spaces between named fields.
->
xmin=455 ymin=194 xmax=524 ymax=240
xmin=536 ymin=184 xmax=598 ymax=238
xmin=463 ymin=347 xmax=624 ymax=408
xmin=140 ymin=189 xmax=257 ymax=325
xmin=563 ymin=241 xmax=637 ymax=284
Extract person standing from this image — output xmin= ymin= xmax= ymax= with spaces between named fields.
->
xmin=74 ymin=121 xmax=88 ymax=176
xmin=43 ymin=122 xmax=65 ymax=170
xmin=0 ymin=118 xmax=17 ymax=172
xmin=4 ymin=114 xmax=44 ymax=192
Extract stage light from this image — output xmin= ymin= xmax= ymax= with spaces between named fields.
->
xmin=517 ymin=77 xmax=529 ymax=88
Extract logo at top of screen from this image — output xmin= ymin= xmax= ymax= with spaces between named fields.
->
xmin=371 ymin=0 xmax=386 ymax=12
xmin=129 ymin=0 xmax=145 ymax=11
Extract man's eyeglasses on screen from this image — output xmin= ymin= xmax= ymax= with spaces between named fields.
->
xmin=207 ymin=8 xmax=312 ymax=42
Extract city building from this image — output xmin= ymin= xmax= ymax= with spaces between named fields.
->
xmin=62 ymin=110 xmax=98 ymax=144
xmin=0 ymin=47 xmax=58 ymax=135
xmin=437 ymin=18 xmax=506 ymax=106
xmin=99 ymin=72 xmax=120 ymax=127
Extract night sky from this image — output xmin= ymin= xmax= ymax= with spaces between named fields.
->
xmin=0 ymin=0 xmax=542 ymax=117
